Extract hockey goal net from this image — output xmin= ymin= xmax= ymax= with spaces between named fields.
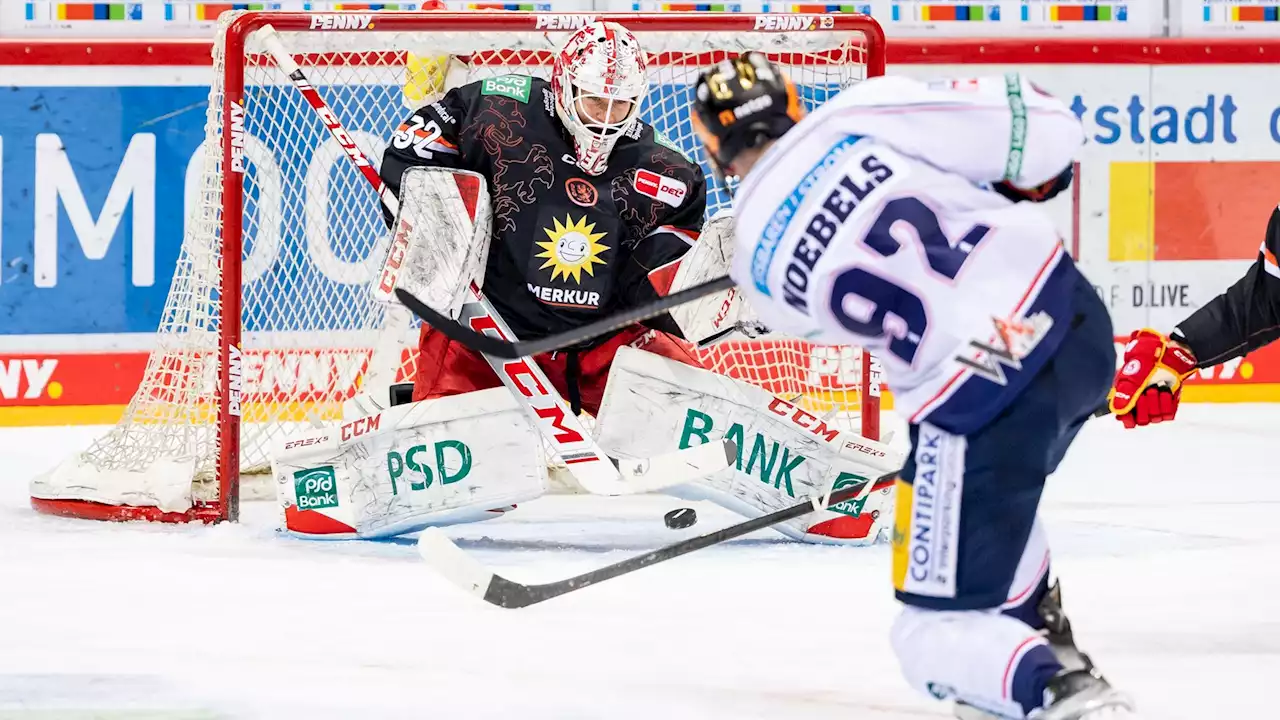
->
xmin=30 ymin=11 xmax=886 ymax=524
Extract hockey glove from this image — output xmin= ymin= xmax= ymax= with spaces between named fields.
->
xmin=1108 ymin=329 xmax=1198 ymax=429
xmin=994 ymin=164 xmax=1074 ymax=204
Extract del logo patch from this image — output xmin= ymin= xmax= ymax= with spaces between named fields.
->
xmin=633 ymin=169 xmax=688 ymax=208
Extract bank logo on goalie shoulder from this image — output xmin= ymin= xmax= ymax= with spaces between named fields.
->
xmin=653 ymin=129 xmax=692 ymax=162
xmin=481 ymin=75 xmax=533 ymax=103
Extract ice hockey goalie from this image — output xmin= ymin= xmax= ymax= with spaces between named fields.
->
xmin=265 ymin=23 xmax=900 ymax=544
xmin=382 ymin=21 xmax=708 ymax=413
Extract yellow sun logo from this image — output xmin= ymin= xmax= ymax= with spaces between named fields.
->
xmin=535 ymin=215 xmax=610 ymax=284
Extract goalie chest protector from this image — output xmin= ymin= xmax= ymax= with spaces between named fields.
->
xmin=387 ymin=75 xmax=706 ymax=341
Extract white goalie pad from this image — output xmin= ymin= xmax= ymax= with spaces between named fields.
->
xmin=667 ymin=212 xmax=765 ymax=346
xmin=372 ymin=166 xmax=492 ymax=319
xmin=594 ymin=347 xmax=904 ymax=545
xmin=271 ymin=387 xmax=546 ymax=540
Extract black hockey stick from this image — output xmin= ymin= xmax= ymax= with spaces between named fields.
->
xmin=418 ymin=471 xmax=897 ymax=609
xmin=395 ymin=275 xmax=735 ymax=359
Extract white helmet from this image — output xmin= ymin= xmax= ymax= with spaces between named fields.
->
xmin=551 ymin=21 xmax=649 ymax=176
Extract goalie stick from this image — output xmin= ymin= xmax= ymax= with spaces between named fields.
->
xmin=395 ymin=275 xmax=735 ymax=360
xmin=419 ymin=471 xmax=898 ymax=609
xmin=258 ymin=25 xmax=734 ymax=497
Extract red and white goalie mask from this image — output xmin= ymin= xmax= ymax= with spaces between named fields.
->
xmin=551 ymin=21 xmax=649 ymax=176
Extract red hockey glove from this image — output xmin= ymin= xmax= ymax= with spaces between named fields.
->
xmin=1108 ymin=329 xmax=1198 ymax=429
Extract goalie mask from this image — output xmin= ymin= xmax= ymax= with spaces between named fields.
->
xmin=552 ymin=21 xmax=649 ymax=176
xmin=692 ymin=52 xmax=804 ymax=185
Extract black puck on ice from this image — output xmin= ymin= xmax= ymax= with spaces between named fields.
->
xmin=664 ymin=507 xmax=697 ymax=529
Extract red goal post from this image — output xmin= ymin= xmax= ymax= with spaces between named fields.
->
xmin=29 ymin=10 xmax=887 ymax=525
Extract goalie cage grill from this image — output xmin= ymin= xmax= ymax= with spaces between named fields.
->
xmin=29 ymin=10 xmax=886 ymax=524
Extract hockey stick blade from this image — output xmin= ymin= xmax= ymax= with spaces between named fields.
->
xmin=395 ymin=275 xmax=735 ymax=360
xmin=419 ymin=470 xmax=897 ymax=609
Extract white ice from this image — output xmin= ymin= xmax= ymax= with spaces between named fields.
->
xmin=1 ymin=405 xmax=1276 ymax=719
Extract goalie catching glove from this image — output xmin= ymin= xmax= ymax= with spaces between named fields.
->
xmin=1108 ymin=329 xmax=1198 ymax=428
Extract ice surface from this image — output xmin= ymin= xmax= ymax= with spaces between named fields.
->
xmin=1 ymin=405 xmax=1277 ymax=719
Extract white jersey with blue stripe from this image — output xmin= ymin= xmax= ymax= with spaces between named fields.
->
xmin=729 ymin=74 xmax=1085 ymax=433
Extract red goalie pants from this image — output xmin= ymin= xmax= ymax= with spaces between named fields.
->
xmin=412 ymin=323 xmax=704 ymax=416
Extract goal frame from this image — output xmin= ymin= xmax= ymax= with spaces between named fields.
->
xmin=30 ymin=11 xmax=887 ymax=526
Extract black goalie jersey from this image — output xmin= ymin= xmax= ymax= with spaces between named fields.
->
xmin=379 ymin=75 xmax=707 ymax=342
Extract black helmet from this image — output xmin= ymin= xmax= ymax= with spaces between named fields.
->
xmin=692 ymin=52 xmax=804 ymax=183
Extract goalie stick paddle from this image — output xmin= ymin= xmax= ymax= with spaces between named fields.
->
xmin=395 ymin=275 xmax=736 ymax=360
xmin=418 ymin=471 xmax=897 ymax=609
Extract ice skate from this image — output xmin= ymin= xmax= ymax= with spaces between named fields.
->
xmin=1031 ymin=667 xmax=1137 ymax=719
xmin=952 ymin=666 xmax=1136 ymax=720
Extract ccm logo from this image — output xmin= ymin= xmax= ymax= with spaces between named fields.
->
xmin=377 ymin=218 xmax=413 ymax=295
xmin=633 ymin=169 xmax=687 ymax=208
xmin=713 ymin=288 xmax=736 ymax=330
xmin=341 ymin=414 xmax=382 ymax=442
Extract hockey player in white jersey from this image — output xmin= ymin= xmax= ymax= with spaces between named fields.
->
xmin=691 ymin=55 xmax=1132 ymax=719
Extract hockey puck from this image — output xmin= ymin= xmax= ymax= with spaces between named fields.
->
xmin=664 ymin=507 xmax=697 ymax=529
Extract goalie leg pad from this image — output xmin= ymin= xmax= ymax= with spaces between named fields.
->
xmin=593 ymin=347 xmax=903 ymax=545
xmin=271 ymin=387 xmax=547 ymax=540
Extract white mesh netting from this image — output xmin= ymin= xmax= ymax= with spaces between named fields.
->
xmin=32 ymin=12 xmax=880 ymax=520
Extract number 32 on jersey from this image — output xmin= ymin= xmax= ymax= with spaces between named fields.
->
xmin=391 ymin=115 xmax=447 ymax=159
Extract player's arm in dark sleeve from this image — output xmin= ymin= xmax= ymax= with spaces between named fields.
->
xmin=378 ymin=87 xmax=471 ymax=228
xmin=616 ymin=169 xmax=709 ymax=339
xmin=1171 ymin=205 xmax=1280 ymax=368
